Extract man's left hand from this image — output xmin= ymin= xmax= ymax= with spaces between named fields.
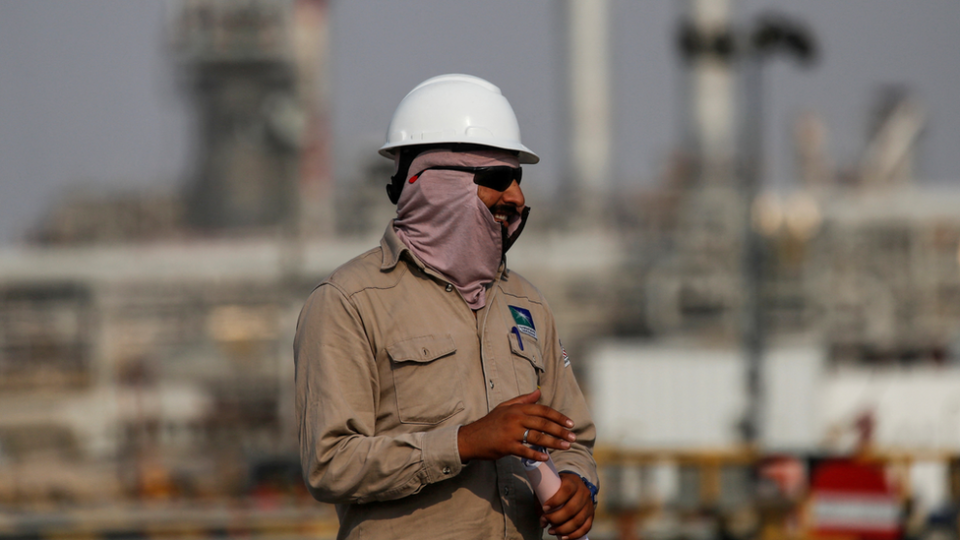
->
xmin=539 ymin=472 xmax=594 ymax=540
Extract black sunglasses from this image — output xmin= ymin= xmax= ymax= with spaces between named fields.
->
xmin=413 ymin=165 xmax=522 ymax=192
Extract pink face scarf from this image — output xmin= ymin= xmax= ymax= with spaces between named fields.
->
xmin=393 ymin=148 xmax=524 ymax=310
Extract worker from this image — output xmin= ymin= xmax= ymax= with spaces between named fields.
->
xmin=295 ymin=74 xmax=598 ymax=540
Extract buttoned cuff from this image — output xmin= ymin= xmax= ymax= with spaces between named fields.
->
xmin=420 ymin=425 xmax=464 ymax=484
xmin=552 ymin=458 xmax=600 ymax=493
xmin=560 ymin=470 xmax=599 ymax=506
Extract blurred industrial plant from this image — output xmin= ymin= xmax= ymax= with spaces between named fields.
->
xmin=2 ymin=1 xmax=960 ymax=539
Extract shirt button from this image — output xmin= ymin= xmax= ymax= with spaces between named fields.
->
xmin=445 ymin=284 xmax=453 ymax=292
xmin=503 ymin=486 xmax=510 ymax=495
xmin=489 ymin=380 xmax=495 ymax=389
xmin=442 ymin=467 xmax=451 ymax=475
xmin=422 ymin=347 xmax=430 ymax=356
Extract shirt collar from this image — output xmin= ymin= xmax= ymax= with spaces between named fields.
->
xmin=381 ymin=221 xmax=422 ymax=271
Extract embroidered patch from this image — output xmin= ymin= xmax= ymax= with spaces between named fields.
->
xmin=561 ymin=340 xmax=570 ymax=367
xmin=508 ymin=306 xmax=537 ymax=340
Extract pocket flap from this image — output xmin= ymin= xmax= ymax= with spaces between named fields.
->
xmin=509 ymin=332 xmax=544 ymax=371
xmin=387 ymin=334 xmax=457 ymax=364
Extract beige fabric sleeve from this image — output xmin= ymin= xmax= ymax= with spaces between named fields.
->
xmin=535 ymin=297 xmax=599 ymax=489
xmin=294 ymin=283 xmax=464 ymax=504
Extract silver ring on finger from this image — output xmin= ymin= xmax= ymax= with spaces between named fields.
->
xmin=522 ymin=429 xmax=530 ymax=445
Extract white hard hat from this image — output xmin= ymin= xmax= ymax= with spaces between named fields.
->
xmin=379 ymin=74 xmax=540 ymax=164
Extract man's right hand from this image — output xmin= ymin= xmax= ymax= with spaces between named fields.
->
xmin=457 ymin=389 xmax=576 ymax=463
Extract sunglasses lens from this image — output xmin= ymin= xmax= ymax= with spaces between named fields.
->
xmin=473 ymin=168 xmax=520 ymax=191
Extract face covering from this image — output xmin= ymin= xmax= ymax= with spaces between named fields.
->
xmin=393 ymin=148 xmax=525 ymax=310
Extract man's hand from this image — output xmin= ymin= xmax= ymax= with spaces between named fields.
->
xmin=457 ymin=389 xmax=576 ymax=463
xmin=539 ymin=473 xmax=595 ymax=540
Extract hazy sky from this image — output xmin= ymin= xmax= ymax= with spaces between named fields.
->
xmin=0 ymin=0 xmax=958 ymax=244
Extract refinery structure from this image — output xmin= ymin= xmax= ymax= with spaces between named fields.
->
xmin=2 ymin=0 xmax=960 ymax=538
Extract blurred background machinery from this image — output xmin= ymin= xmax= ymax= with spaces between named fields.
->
xmin=2 ymin=0 xmax=960 ymax=539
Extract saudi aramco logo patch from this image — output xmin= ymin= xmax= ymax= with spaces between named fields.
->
xmin=508 ymin=306 xmax=537 ymax=340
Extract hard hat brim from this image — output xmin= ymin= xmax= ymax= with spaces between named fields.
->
xmin=378 ymin=138 xmax=540 ymax=165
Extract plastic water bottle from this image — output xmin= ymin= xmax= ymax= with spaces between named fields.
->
xmin=521 ymin=445 xmax=589 ymax=540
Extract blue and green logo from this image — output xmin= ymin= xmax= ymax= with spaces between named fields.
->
xmin=508 ymin=306 xmax=537 ymax=340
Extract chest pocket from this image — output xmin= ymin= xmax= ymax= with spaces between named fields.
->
xmin=508 ymin=331 xmax=544 ymax=394
xmin=387 ymin=334 xmax=465 ymax=425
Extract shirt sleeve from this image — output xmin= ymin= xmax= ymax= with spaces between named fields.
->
xmin=535 ymin=297 xmax=600 ymax=490
xmin=294 ymin=283 xmax=464 ymax=504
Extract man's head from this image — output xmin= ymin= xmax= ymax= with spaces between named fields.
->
xmin=384 ymin=75 xmax=536 ymax=309
xmin=475 ymin=169 xmax=525 ymax=227
xmin=397 ymin=147 xmax=527 ymax=230
xmin=380 ymin=74 xmax=538 ymax=206
xmin=394 ymin=146 xmax=526 ymax=235
xmin=391 ymin=146 xmax=526 ymax=308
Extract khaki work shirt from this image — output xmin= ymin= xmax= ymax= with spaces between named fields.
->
xmin=294 ymin=224 xmax=597 ymax=540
